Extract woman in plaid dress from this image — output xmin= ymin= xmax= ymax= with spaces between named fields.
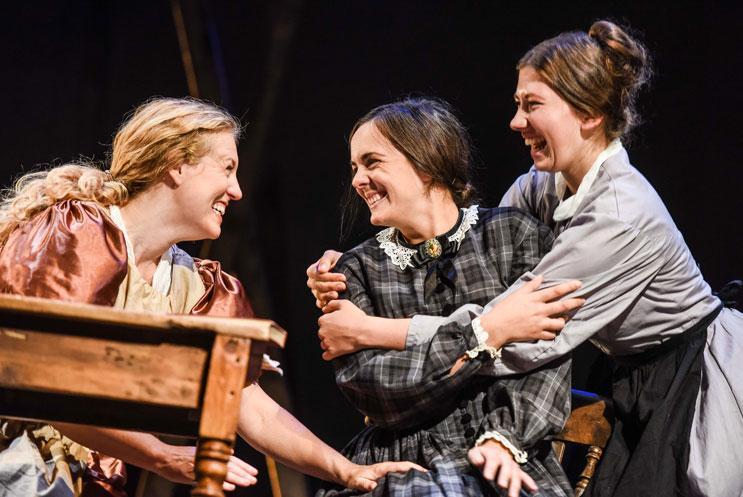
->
xmin=315 ymin=98 xmax=585 ymax=497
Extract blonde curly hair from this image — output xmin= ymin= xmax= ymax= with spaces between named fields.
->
xmin=0 ymin=97 xmax=240 ymax=246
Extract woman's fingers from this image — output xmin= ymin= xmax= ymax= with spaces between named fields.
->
xmin=481 ymin=453 xmax=500 ymax=480
xmin=534 ymin=279 xmax=582 ymax=301
xmin=468 ymin=447 xmax=485 ymax=466
xmin=306 ymin=269 xmax=346 ymax=286
xmin=520 ymin=470 xmax=538 ymax=493
xmin=542 ymin=297 xmax=586 ymax=316
xmin=542 ymin=316 xmax=566 ymax=332
xmin=313 ymin=280 xmax=346 ymax=293
xmin=374 ymin=461 xmax=427 ymax=474
xmin=229 ymin=457 xmax=258 ymax=477
xmin=507 ymin=468 xmax=521 ymax=497
xmin=222 ymin=457 xmax=258 ymax=490
xmin=538 ymin=331 xmax=558 ymax=341
xmin=306 ymin=252 xmax=347 ymax=309
xmin=516 ymin=274 xmax=544 ymax=294
xmin=305 ymin=252 xmax=345 ymax=278
xmin=321 ymin=299 xmax=343 ymax=313
xmin=318 ymin=250 xmax=343 ymax=272
xmin=496 ymin=460 xmax=512 ymax=489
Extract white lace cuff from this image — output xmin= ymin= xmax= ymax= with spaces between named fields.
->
xmin=464 ymin=317 xmax=501 ymax=360
xmin=475 ymin=430 xmax=528 ymax=464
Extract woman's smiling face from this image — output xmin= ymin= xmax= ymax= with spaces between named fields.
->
xmin=173 ymin=130 xmax=242 ymax=241
xmin=510 ymin=66 xmax=590 ymax=176
xmin=350 ymin=121 xmax=431 ymax=230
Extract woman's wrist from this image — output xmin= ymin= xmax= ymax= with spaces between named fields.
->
xmin=328 ymin=455 xmax=356 ymax=486
xmin=150 ymin=440 xmax=177 ymax=476
xmin=479 ymin=312 xmax=508 ymax=349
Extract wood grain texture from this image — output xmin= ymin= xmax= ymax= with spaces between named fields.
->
xmin=553 ymin=391 xmax=614 ymax=497
xmin=0 ymin=329 xmax=206 ymax=408
xmin=198 ymin=335 xmax=250 ymax=440
xmin=0 ymin=293 xmax=287 ymax=345
xmin=557 ymin=400 xmax=612 ymax=447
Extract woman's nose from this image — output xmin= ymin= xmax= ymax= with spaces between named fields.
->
xmin=351 ymin=168 xmax=367 ymax=189
xmin=228 ymin=176 xmax=243 ymax=201
xmin=510 ymin=107 xmax=527 ymax=131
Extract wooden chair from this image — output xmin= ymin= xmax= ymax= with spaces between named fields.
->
xmin=553 ymin=389 xmax=614 ymax=497
xmin=0 ymin=293 xmax=286 ymax=497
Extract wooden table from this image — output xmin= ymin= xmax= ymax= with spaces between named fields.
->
xmin=0 ymin=293 xmax=286 ymax=497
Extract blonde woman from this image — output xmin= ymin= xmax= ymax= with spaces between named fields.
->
xmin=0 ymin=97 xmax=421 ymax=497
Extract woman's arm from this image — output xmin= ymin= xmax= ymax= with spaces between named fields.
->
xmin=410 ymin=212 xmax=666 ymax=375
xmin=322 ymin=252 xmax=496 ymax=429
xmin=236 ymin=383 xmax=424 ymax=492
xmin=54 ymin=423 xmax=257 ymax=490
xmin=310 ymin=253 xmax=583 ymax=359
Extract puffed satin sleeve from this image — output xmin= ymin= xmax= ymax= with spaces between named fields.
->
xmin=191 ymin=259 xmax=284 ymax=374
xmin=191 ymin=259 xmax=255 ymax=318
xmin=0 ymin=200 xmax=128 ymax=304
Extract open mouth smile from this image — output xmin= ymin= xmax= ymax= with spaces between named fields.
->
xmin=212 ymin=202 xmax=226 ymax=216
xmin=363 ymin=191 xmax=387 ymax=208
xmin=524 ymin=137 xmax=547 ymax=153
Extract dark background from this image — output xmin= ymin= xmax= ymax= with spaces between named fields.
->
xmin=2 ymin=1 xmax=741 ymax=495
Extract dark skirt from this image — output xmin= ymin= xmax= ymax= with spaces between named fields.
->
xmin=585 ymin=306 xmax=722 ymax=497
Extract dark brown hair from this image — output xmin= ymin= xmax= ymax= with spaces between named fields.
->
xmin=518 ymin=20 xmax=652 ymax=140
xmin=340 ymin=97 xmax=478 ymax=240
xmin=350 ymin=97 xmax=477 ymax=207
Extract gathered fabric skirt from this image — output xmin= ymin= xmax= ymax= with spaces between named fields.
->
xmin=316 ymin=376 xmax=572 ymax=497
xmin=316 ymin=426 xmax=568 ymax=497
xmin=585 ymin=307 xmax=723 ymax=497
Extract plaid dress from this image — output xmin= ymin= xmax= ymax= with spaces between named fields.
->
xmin=318 ymin=207 xmax=572 ymax=497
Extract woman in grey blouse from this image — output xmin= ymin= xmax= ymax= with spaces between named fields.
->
xmin=308 ymin=20 xmax=742 ymax=497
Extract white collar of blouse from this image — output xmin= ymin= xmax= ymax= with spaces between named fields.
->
xmin=109 ymin=204 xmax=174 ymax=296
xmin=553 ymin=138 xmax=624 ymax=222
xmin=376 ymin=204 xmax=479 ymax=270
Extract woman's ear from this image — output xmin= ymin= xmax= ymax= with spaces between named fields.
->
xmin=580 ymin=113 xmax=604 ymax=133
xmin=166 ymin=165 xmax=185 ymax=187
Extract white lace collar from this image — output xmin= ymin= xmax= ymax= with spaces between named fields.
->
xmin=553 ymin=139 xmax=624 ymax=222
xmin=376 ymin=204 xmax=479 ymax=270
xmin=109 ymin=205 xmax=174 ymax=295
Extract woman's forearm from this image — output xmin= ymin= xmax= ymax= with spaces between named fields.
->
xmin=53 ymin=422 xmax=171 ymax=473
xmin=360 ymin=316 xmax=410 ymax=350
xmin=237 ymin=383 xmax=353 ymax=485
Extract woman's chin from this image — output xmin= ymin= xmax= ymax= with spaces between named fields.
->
xmin=368 ymin=216 xmax=385 ymax=227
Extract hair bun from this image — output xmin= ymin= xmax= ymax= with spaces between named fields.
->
xmin=589 ymin=20 xmax=651 ymax=91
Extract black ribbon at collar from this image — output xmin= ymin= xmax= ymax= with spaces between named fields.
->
xmin=396 ymin=209 xmax=467 ymax=302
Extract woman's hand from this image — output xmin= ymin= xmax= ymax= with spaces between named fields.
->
xmin=317 ymin=300 xmax=369 ymax=360
xmin=481 ymin=275 xmax=585 ymax=348
xmin=468 ymin=440 xmax=537 ymax=497
xmin=306 ymin=250 xmax=346 ymax=308
xmin=318 ymin=300 xmax=409 ymax=359
xmin=343 ymin=461 xmax=427 ymax=492
xmin=155 ymin=445 xmax=258 ymax=491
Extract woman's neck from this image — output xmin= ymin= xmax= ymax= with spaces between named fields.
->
xmin=118 ymin=187 xmax=180 ymax=282
xmin=562 ymin=136 xmax=611 ymax=193
xmin=396 ymin=190 xmax=461 ymax=245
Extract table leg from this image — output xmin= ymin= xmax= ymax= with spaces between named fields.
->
xmin=191 ymin=335 xmax=250 ymax=497
xmin=192 ymin=439 xmax=231 ymax=497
